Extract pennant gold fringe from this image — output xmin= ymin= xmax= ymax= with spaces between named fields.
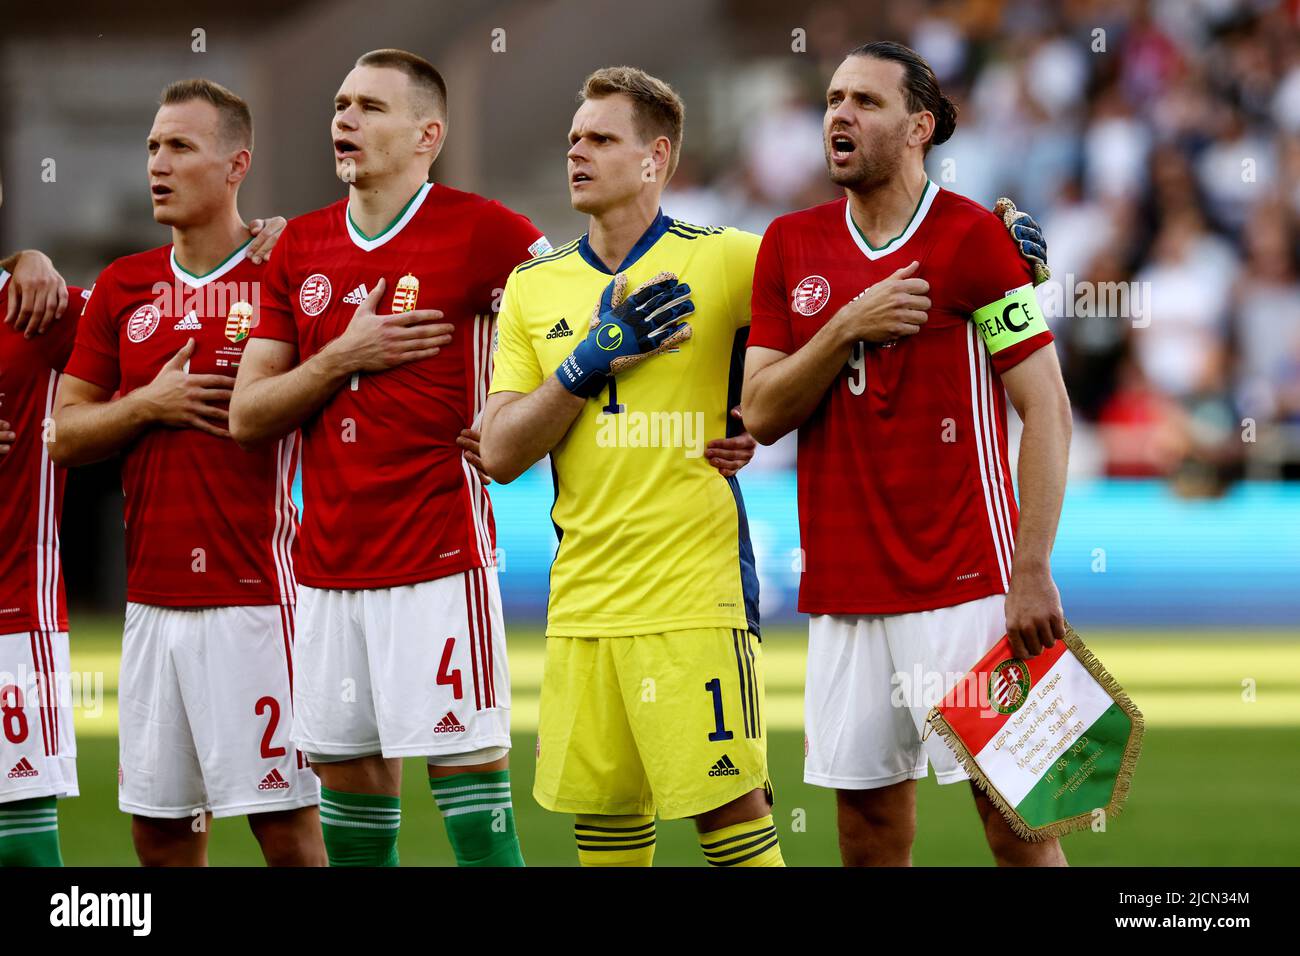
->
xmin=925 ymin=622 xmax=1145 ymax=843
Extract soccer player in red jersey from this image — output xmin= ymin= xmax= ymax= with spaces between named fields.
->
xmin=230 ymin=50 xmax=547 ymax=867
xmin=50 ymin=81 xmax=324 ymax=866
xmin=0 ymin=167 xmax=89 ymax=866
xmin=742 ymin=42 xmax=1072 ymax=866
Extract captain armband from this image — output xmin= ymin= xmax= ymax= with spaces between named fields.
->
xmin=972 ymin=284 xmax=1048 ymax=355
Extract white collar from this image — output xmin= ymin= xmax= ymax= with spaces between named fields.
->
xmin=170 ymin=239 xmax=252 ymax=288
xmin=345 ymin=181 xmax=434 ymax=252
xmin=845 ymin=179 xmax=939 ymax=260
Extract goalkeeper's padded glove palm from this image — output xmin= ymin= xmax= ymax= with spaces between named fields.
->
xmin=556 ymin=271 xmax=695 ymax=398
xmin=995 ymin=197 xmax=1050 ymax=287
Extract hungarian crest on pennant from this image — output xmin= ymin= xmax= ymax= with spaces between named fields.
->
xmin=925 ymin=623 xmax=1144 ymax=842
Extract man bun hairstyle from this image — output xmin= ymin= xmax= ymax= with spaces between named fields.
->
xmin=849 ymin=40 xmax=957 ymax=153
xmin=160 ymin=78 xmax=253 ymax=151
xmin=580 ymin=66 xmax=685 ymax=181
xmin=355 ymin=48 xmax=448 ymax=120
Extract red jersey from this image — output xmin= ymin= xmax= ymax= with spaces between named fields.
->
xmin=0 ymin=273 xmax=87 ymax=634
xmin=749 ymin=183 xmax=1054 ymax=615
xmin=253 ymin=182 xmax=545 ymax=589
xmin=65 ymin=243 xmax=298 ymax=608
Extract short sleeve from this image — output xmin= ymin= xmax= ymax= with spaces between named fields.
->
xmin=721 ymin=229 xmax=761 ymax=331
xmin=64 ymin=272 xmax=123 ymax=391
xmin=250 ymin=225 xmax=298 ymax=345
xmin=39 ymin=286 xmax=90 ymax=372
xmin=956 ymin=212 xmax=1053 ymax=374
xmin=488 ymin=268 xmax=544 ymax=395
xmin=472 ymin=201 xmax=548 ymax=317
xmin=747 ymin=222 xmax=794 ymax=353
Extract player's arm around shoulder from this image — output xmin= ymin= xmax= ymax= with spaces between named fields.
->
xmin=2 ymin=247 xmax=68 ymax=336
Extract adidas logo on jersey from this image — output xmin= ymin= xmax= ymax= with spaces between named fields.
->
xmin=342 ymin=283 xmax=370 ymax=305
xmin=257 ymin=768 xmax=290 ymax=791
xmin=8 ymin=757 xmax=38 ymax=779
xmin=545 ymin=318 xmax=574 ymax=339
xmin=434 ymin=711 xmax=467 ymax=734
xmin=708 ymin=754 xmax=741 ymax=777
xmin=173 ymin=311 xmax=202 ymax=331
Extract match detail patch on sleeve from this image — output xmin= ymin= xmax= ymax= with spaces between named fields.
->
xmin=528 ymin=236 xmax=554 ymax=258
xmin=972 ymin=284 xmax=1048 ymax=354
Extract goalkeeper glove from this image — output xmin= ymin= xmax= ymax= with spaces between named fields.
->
xmin=995 ymin=197 xmax=1050 ymax=286
xmin=555 ymin=271 xmax=694 ymax=398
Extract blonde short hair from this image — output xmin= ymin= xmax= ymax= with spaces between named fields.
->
xmin=580 ymin=66 xmax=684 ymax=181
xmin=161 ymin=78 xmax=253 ymax=150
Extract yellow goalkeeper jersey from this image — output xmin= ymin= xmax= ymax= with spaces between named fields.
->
xmin=490 ymin=211 xmax=761 ymax=638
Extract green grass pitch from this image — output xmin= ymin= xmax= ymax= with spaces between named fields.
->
xmin=52 ymin=617 xmax=1300 ymax=866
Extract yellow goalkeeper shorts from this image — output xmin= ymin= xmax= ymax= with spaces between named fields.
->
xmin=534 ymin=627 xmax=771 ymax=820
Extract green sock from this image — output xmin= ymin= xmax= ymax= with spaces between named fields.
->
xmin=318 ymin=788 xmax=400 ymax=867
xmin=0 ymin=797 xmax=63 ymax=867
xmin=429 ymin=769 xmax=524 ymax=866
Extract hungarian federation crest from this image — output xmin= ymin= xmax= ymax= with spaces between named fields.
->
xmin=989 ymin=658 xmax=1031 ymax=715
xmin=225 ymin=301 xmax=253 ymax=344
xmin=391 ymin=273 xmax=420 ymax=313
xmin=126 ymin=304 xmax=161 ymax=343
xmin=792 ymin=275 xmax=831 ymax=316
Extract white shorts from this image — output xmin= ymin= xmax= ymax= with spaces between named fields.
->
xmin=119 ymin=603 xmax=320 ymax=819
xmin=0 ymin=632 xmax=78 ymax=803
xmin=292 ymin=567 xmax=511 ymax=761
xmin=804 ymin=593 xmax=1006 ymax=790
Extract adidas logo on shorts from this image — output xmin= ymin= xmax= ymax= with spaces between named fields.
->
xmin=257 ymin=768 xmax=290 ymax=791
xmin=8 ymin=757 xmax=38 ymax=779
xmin=708 ymin=754 xmax=741 ymax=777
xmin=545 ymin=318 xmax=574 ymax=339
xmin=434 ymin=711 xmax=467 ymax=734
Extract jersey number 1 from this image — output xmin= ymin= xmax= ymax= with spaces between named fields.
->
xmin=704 ymin=677 xmax=734 ymax=742
xmin=603 ymin=378 xmax=626 ymax=415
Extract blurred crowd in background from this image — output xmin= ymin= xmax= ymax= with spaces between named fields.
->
xmin=5 ymin=0 xmax=1294 ymax=614
xmin=664 ymin=0 xmax=1300 ymax=492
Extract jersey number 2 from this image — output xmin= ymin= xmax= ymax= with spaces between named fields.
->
xmin=256 ymin=696 xmax=287 ymax=758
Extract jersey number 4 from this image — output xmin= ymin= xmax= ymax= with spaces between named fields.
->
xmin=437 ymin=637 xmax=464 ymax=700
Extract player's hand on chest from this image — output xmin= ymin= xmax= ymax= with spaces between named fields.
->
xmin=302 ymin=267 xmax=468 ymax=350
xmin=119 ymin=294 xmax=253 ymax=387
